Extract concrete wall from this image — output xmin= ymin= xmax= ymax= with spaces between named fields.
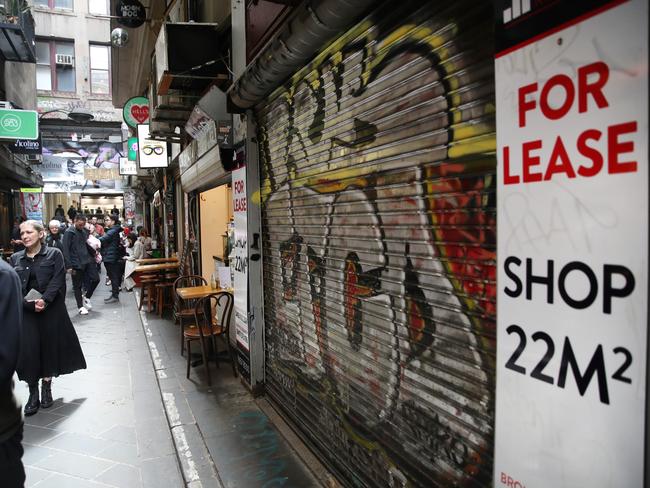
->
xmin=2 ymin=61 xmax=37 ymax=109
xmin=32 ymin=0 xmax=121 ymax=122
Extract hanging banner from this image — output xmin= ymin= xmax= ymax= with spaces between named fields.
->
xmin=494 ymin=1 xmax=648 ymax=487
xmin=20 ymin=188 xmax=44 ymax=222
xmin=127 ymin=137 xmax=138 ymax=161
xmin=232 ymin=166 xmax=249 ymax=351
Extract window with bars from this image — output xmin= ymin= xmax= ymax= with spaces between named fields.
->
xmin=89 ymin=44 xmax=110 ymax=95
xmin=36 ymin=40 xmax=76 ymax=93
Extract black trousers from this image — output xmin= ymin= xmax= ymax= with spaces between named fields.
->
xmin=71 ymin=262 xmax=99 ymax=308
xmin=104 ymin=262 xmax=122 ymax=298
xmin=0 ymin=424 xmax=25 ymax=488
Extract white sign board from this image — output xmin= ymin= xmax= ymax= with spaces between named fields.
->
xmin=137 ymin=124 xmax=168 ymax=168
xmin=232 ymin=166 xmax=249 ymax=350
xmin=119 ymin=156 xmax=137 ymax=175
xmin=494 ymin=1 xmax=648 ymax=487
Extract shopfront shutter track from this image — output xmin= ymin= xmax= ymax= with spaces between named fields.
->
xmin=257 ymin=1 xmax=496 ymax=486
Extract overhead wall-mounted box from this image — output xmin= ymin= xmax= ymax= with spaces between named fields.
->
xmin=154 ymin=22 xmax=229 ymax=96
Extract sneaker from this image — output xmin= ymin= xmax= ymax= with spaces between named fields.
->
xmin=83 ymin=296 xmax=92 ymax=310
xmin=104 ymin=296 xmax=119 ymax=304
xmin=78 ymin=306 xmax=89 ymax=315
xmin=105 ymin=278 xmax=111 ymax=286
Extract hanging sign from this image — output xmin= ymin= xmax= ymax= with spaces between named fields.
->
xmin=10 ymin=135 xmax=41 ymax=155
xmin=137 ymin=124 xmax=168 ymax=168
xmin=0 ymin=109 xmax=38 ymax=140
xmin=123 ymin=97 xmax=149 ymax=128
xmin=494 ymin=1 xmax=648 ymax=487
xmin=115 ymin=0 xmax=146 ymax=28
xmin=119 ymin=156 xmax=137 ymax=175
xmin=127 ymin=136 xmax=138 ymax=161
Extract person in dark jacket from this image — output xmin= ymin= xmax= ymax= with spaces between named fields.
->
xmin=67 ymin=205 xmax=77 ymax=221
xmin=46 ymin=220 xmax=64 ymax=253
xmin=0 ymin=259 xmax=25 ymax=487
xmin=100 ymin=214 xmax=123 ymax=303
xmin=10 ymin=220 xmax=86 ymax=417
xmin=62 ymin=214 xmax=99 ymax=315
xmin=10 ymin=217 xmax=24 ymax=253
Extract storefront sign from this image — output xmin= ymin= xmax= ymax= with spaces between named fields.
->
xmin=232 ymin=166 xmax=249 ymax=351
xmin=137 ymin=124 xmax=168 ymax=168
xmin=20 ymin=188 xmax=43 ymax=222
xmin=0 ymin=108 xmax=38 ymax=140
xmin=10 ymin=135 xmax=41 ymax=155
xmin=119 ymin=156 xmax=137 ymax=175
xmin=115 ymin=0 xmax=146 ymax=28
xmin=494 ymin=1 xmax=648 ymax=487
xmin=127 ymin=137 xmax=138 ymax=161
xmin=123 ymin=97 xmax=149 ymax=128
xmin=84 ymin=167 xmax=121 ymax=180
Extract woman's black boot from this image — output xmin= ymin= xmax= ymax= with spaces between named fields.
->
xmin=41 ymin=379 xmax=53 ymax=409
xmin=24 ymin=383 xmax=40 ymax=416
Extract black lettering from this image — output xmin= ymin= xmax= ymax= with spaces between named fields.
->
xmin=611 ymin=347 xmax=632 ymax=384
xmin=504 ymin=256 xmax=523 ymax=298
xmin=530 ymin=331 xmax=555 ymax=384
xmin=505 ymin=324 xmax=527 ymax=375
xmin=557 ymin=338 xmax=609 ymax=405
xmin=603 ymin=264 xmax=635 ymax=314
xmin=526 ymin=258 xmax=554 ymax=303
xmin=558 ymin=261 xmax=598 ymax=309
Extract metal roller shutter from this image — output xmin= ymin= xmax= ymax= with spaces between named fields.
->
xmin=257 ymin=1 xmax=496 ymax=486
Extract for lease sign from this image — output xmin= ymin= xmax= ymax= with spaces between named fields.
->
xmin=494 ymin=1 xmax=648 ymax=487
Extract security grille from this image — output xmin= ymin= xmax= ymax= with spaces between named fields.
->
xmin=257 ymin=1 xmax=496 ymax=486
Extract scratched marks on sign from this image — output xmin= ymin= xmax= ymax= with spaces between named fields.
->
xmin=259 ymin=1 xmax=495 ymax=486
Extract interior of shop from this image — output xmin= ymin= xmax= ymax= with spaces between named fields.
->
xmin=80 ymin=195 xmax=124 ymax=218
xmin=199 ymin=184 xmax=233 ymax=285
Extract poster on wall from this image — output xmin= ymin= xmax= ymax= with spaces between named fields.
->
xmin=119 ymin=157 xmax=137 ymax=176
xmin=137 ymin=124 xmax=168 ymax=168
xmin=494 ymin=1 xmax=648 ymax=487
xmin=20 ymin=188 xmax=43 ymax=222
xmin=232 ymin=166 xmax=249 ymax=352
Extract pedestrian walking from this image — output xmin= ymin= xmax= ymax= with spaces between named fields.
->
xmin=62 ymin=214 xmax=99 ymax=315
xmin=10 ymin=217 xmax=24 ymax=253
xmin=100 ymin=214 xmax=123 ymax=303
xmin=46 ymin=220 xmax=64 ymax=253
xmin=10 ymin=220 xmax=86 ymax=417
xmin=0 ymin=258 xmax=25 ymax=487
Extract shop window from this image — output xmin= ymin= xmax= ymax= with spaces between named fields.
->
xmin=89 ymin=44 xmax=110 ymax=94
xmin=36 ymin=40 xmax=76 ymax=93
xmin=88 ymin=0 xmax=108 ymax=15
xmin=34 ymin=0 xmax=74 ymax=10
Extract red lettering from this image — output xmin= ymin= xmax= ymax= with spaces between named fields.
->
xmin=608 ymin=121 xmax=637 ymax=174
xmin=507 ymin=476 xmax=514 ymax=487
xmin=501 ymin=473 xmax=507 ymax=484
xmin=522 ymin=140 xmax=543 ymax=182
xmin=578 ymin=61 xmax=609 ymax=113
xmin=577 ymin=129 xmax=603 ymax=177
xmin=540 ymin=74 xmax=574 ymax=120
xmin=518 ymin=82 xmax=537 ymax=127
xmin=503 ymin=146 xmax=520 ymax=185
xmin=544 ymin=136 xmax=575 ymax=180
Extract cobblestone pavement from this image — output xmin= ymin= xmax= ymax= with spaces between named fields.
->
xmin=14 ymin=279 xmax=326 ymax=488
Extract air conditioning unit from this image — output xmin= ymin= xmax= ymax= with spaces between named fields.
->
xmin=26 ymin=154 xmax=41 ymax=163
xmin=55 ymin=54 xmax=74 ymax=67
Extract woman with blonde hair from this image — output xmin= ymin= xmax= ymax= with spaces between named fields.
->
xmin=10 ymin=220 xmax=86 ymax=416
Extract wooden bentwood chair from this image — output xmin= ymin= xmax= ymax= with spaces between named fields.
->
xmin=185 ymin=292 xmax=235 ymax=386
xmin=173 ymin=274 xmax=207 ymax=355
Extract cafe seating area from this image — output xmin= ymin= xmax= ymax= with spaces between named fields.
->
xmin=133 ymin=256 xmax=237 ymax=386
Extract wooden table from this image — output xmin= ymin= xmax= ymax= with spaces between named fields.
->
xmin=176 ymin=285 xmax=227 ymax=300
xmin=134 ymin=262 xmax=180 ymax=274
xmin=135 ymin=257 xmax=179 ymax=265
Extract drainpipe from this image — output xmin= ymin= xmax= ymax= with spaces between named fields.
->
xmin=228 ymin=0 xmax=376 ymax=111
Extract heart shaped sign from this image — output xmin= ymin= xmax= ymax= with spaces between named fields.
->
xmin=122 ymin=96 xmax=150 ymax=128
xmin=130 ymin=105 xmax=149 ymax=124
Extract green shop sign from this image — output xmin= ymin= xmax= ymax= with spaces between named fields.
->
xmin=128 ymin=137 xmax=138 ymax=161
xmin=0 ymin=109 xmax=38 ymax=140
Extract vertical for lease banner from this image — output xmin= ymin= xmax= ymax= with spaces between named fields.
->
xmin=494 ymin=1 xmax=648 ymax=487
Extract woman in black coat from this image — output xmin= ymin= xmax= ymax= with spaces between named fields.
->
xmin=10 ymin=220 xmax=86 ymax=416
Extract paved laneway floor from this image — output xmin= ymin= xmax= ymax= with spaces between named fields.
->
xmin=15 ymin=281 xmax=184 ymax=488
xmin=13 ymin=278 xmax=327 ymax=488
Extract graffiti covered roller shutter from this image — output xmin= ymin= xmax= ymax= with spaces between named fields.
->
xmin=257 ymin=1 xmax=496 ymax=486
